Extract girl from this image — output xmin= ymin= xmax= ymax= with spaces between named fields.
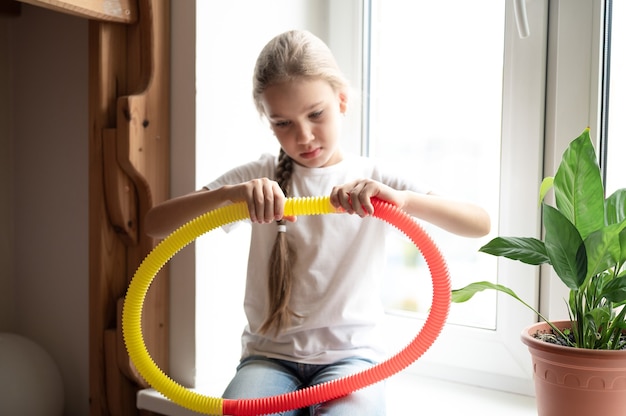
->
xmin=145 ymin=29 xmax=490 ymax=416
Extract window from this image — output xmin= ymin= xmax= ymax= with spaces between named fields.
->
xmin=191 ymin=0 xmax=542 ymax=394
xmin=168 ymin=0 xmax=606 ymax=397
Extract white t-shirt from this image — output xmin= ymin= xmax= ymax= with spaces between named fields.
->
xmin=206 ymin=153 xmax=426 ymax=364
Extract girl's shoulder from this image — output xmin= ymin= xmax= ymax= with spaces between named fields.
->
xmin=205 ymin=153 xmax=278 ymax=189
xmin=340 ymin=153 xmax=395 ymax=176
xmin=343 ymin=154 xmax=429 ymax=193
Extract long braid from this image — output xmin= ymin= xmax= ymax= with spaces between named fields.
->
xmin=258 ymin=149 xmax=300 ymax=335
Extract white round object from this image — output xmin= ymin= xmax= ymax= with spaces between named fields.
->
xmin=0 ymin=333 xmax=64 ymax=416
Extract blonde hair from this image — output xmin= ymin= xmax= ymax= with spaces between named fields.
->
xmin=254 ymin=30 xmax=348 ymax=335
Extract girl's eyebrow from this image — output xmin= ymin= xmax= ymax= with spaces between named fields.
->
xmin=268 ymin=101 xmax=324 ymax=120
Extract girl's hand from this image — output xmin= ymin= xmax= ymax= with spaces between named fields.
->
xmin=226 ymin=178 xmax=295 ymax=224
xmin=330 ymin=179 xmax=404 ymax=217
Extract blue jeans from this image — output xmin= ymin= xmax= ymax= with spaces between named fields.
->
xmin=222 ymin=355 xmax=387 ymax=415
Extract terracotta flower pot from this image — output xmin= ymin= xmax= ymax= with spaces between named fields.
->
xmin=521 ymin=320 xmax=626 ymax=416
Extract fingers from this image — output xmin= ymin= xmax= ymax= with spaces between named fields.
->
xmin=229 ymin=179 xmax=300 ymax=224
xmin=244 ymin=178 xmax=286 ymax=224
xmin=330 ymin=180 xmax=378 ymax=217
xmin=240 ymin=178 xmax=389 ymax=222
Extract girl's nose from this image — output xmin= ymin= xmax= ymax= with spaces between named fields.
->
xmin=295 ymin=123 xmax=314 ymax=144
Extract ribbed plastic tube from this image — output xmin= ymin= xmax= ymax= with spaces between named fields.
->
xmin=122 ymin=197 xmax=450 ymax=416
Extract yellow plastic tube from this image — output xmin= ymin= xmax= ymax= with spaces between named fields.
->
xmin=122 ymin=196 xmax=451 ymax=416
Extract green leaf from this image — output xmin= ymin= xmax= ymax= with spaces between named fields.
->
xmin=539 ymin=176 xmax=554 ymax=206
xmin=605 ymin=189 xmax=626 ymax=225
xmin=584 ymin=223 xmax=624 ymax=277
xmin=586 ymin=307 xmax=611 ymax=328
xmin=479 ymin=236 xmax=549 ymax=265
xmin=543 ymin=204 xmax=587 ymax=289
xmin=553 ymin=128 xmax=605 ymax=239
xmin=605 ymin=191 xmax=626 ymax=264
xmin=451 ymin=281 xmax=524 ymax=304
xmin=583 ymin=307 xmax=613 ymax=348
xmin=451 ymin=281 xmax=548 ymax=324
xmin=620 ymin=228 xmax=626 ymax=266
xmin=601 ymin=275 xmax=626 ymax=303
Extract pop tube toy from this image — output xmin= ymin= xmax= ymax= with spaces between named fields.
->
xmin=122 ymin=196 xmax=451 ymax=416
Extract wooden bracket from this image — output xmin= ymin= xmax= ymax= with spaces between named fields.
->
xmin=103 ymin=128 xmax=139 ymax=245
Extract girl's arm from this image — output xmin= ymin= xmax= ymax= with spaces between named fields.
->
xmin=145 ymin=178 xmax=289 ymax=239
xmin=397 ymin=191 xmax=491 ymax=238
xmin=330 ymin=179 xmax=491 ymax=238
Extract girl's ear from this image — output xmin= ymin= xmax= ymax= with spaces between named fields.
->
xmin=338 ymin=91 xmax=348 ymax=114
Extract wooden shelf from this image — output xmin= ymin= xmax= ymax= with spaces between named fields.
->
xmin=18 ymin=0 xmax=137 ymax=23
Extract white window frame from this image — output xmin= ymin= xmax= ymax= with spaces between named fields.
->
xmin=162 ymin=0 xmax=606 ymax=399
xmin=540 ymin=0 xmax=606 ymax=320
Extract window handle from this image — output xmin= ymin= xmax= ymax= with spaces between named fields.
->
xmin=514 ymin=0 xmax=530 ymax=38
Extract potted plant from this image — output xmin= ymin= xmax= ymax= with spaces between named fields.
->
xmin=451 ymin=127 xmax=626 ymax=416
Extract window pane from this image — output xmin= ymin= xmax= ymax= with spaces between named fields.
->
xmin=369 ymin=0 xmax=504 ymax=328
xmin=607 ymin=1 xmax=626 ymax=195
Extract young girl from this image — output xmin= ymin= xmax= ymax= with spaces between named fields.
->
xmin=145 ymin=30 xmax=490 ymax=416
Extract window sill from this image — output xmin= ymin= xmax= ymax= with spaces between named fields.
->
xmin=137 ymin=372 xmax=537 ymax=415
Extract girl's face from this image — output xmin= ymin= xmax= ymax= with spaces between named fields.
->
xmin=261 ymin=78 xmax=347 ymax=168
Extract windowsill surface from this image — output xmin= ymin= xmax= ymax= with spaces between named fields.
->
xmin=137 ymin=372 xmax=537 ymax=415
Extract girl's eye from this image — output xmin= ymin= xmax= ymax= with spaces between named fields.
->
xmin=274 ymin=120 xmax=291 ymax=128
xmin=310 ymin=110 xmax=323 ymax=119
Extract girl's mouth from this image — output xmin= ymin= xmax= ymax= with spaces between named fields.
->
xmin=300 ymin=147 xmax=322 ymax=159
